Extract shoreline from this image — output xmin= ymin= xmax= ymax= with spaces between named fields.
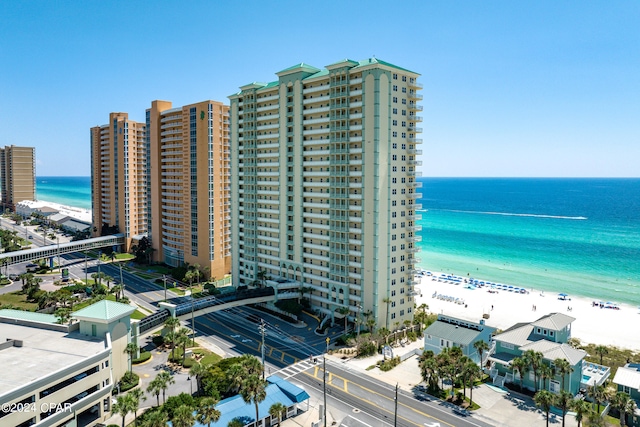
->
xmin=18 ymin=199 xmax=92 ymax=224
xmin=415 ymin=270 xmax=640 ymax=351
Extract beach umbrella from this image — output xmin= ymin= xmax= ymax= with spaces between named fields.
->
xmin=558 ymin=293 xmax=568 ymax=297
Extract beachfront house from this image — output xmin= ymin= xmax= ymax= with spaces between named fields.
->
xmin=487 ymin=313 xmax=608 ymax=395
xmin=612 ymin=363 xmax=640 ymax=427
xmin=423 ymin=315 xmax=497 ymax=364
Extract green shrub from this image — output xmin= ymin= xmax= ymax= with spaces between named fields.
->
xmin=118 ymin=371 xmax=139 ymax=392
xmin=274 ymin=299 xmax=303 ymax=316
xmin=379 ymin=356 xmax=401 ymax=371
xmin=152 ymin=335 xmax=164 ymax=346
xmin=357 ymin=340 xmax=377 ymax=357
xmin=133 ymin=351 xmax=151 ymax=364
xmin=183 ymin=357 xmax=196 ymax=368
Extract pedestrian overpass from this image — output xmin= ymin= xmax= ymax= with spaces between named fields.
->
xmin=0 ymin=234 xmax=125 ymax=266
xmin=138 ymin=287 xmax=300 ymax=334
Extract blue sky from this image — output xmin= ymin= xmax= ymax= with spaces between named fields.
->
xmin=1 ymin=1 xmax=638 ymax=177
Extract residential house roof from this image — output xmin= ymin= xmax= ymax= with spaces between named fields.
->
xmin=531 ymin=313 xmax=575 ymax=331
xmin=425 ymin=317 xmax=494 ymax=347
xmin=519 ymin=340 xmax=586 ymax=366
xmin=613 ymin=364 xmax=640 ymax=390
xmin=73 ymin=300 xmax=135 ymax=323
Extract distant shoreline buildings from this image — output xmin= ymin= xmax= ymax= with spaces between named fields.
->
xmin=0 ymin=145 xmax=35 ymax=211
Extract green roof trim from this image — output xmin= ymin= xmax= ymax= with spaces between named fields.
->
xmin=73 ymin=300 xmax=135 ymax=322
xmin=303 ymin=69 xmax=330 ymax=80
xmin=277 ymin=63 xmax=321 ymax=75
xmin=0 ymin=309 xmax=58 ymax=324
xmin=261 ymin=81 xmax=279 ymax=89
xmin=354 ymin=58 xmax=419 ymax=75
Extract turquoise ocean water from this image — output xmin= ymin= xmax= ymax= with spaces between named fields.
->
xmin=35 ymin=176 xmax=640 ymax=305
xmin=416 ymin=178 xmax=640 ymax=306
xmin=36 ymin=176 xmax=92 ymax=210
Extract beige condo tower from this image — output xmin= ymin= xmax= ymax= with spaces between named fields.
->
xmin=229 ymin=58 xmax=423 ymax=332
xmin=90 ymin=113 xmax=147 ymax=252
xmin=146 ymin=100 xmax=231 ymax=279
xmin=0 ymin=145 xmax=36 ymax=211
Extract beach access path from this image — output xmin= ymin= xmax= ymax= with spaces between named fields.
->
xmin=416 ymin=272 xmax=640 ymax=351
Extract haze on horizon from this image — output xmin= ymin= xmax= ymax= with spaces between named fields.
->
xmin=1 ymin=1 xmax=638 ymax=178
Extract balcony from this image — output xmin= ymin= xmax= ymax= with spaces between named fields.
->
xmin=408 ymin=80 xmax=424 ymax=89
xmin=408 ymin=93 xmax=424 ymax=100
xmin=408 ymin=137 xmax=423 ymax=144
xmin=407 ymin=125 xmax=423 ymax=133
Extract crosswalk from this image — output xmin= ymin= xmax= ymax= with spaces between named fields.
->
xmin=272 ymin=358 xmax=318 ymax=379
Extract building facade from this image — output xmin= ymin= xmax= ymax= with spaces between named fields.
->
xmin=90 ymin=103 xmax=232 ymax=279
xmin=229 ymin=58 xmax=423 ymax=331
xmin=0 ymin=300 xmax=134 ymax=427
xmin=0 ymin=145 xmax=36 ymax=211
xmin=146 ymin=100 xmax=231 ymax=278
xmin=90 ymin=113 xmax=147 ymax=252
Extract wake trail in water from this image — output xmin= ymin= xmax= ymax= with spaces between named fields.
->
xmin=435 ymin=209 xmax=588 ymax=220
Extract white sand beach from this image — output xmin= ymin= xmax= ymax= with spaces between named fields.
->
xmin=415 ymin=272 xmax=640 ymax=351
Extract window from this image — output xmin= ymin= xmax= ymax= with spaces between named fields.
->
xmin=393 ymin=108 xmax=398 ymax=114
xmin=393 ymin=97 xmax=398 ymax=103
xmin=393 ymin=85 xmax=398 ymax=91
xmin=402 ymin=76 xmax=407 ymax=82
xmin=393 ymin=120 xmax=398 ymax=126
xmin=402 ymin=87 xmax=407 ymax=93
xmin=392 ymin=132 xmax=397 ymax=137
xmin=402 ymin=98 xmax=407 ymax=104
xmin=402 ymin=121 xmax=406 ymax=127
xmin=393 ymin=73 xmax=398 ymax=80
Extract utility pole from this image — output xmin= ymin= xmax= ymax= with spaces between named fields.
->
xmin=84 ymin=251 xmax=88 ymax=284
xmin=323 ymin=355 xmax=327 ymax=427
xmin=56 ymin=237 xmax=60 ymax=272
xmin=163 ymin=275 xmax=167 ymax=302
xmin=97 ymin=250 xmax=101 ymax=285
xmin=394 ymin=383 xmax=399 ymax=427
xmin=118 ymin=262 xmax=124 ymax=295
xmin=259 ymin=319 xmax=266 ymax=379
xmin=191 ymin=287 xmax=195 ymax=346
xmin=357 ymin=305 xmax=362 ymax=338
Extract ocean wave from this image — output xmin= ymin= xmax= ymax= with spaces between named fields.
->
xmin=437 ymin=209 xmax=587 ymax=220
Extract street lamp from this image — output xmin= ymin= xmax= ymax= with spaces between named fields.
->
xmin=259 ymin=319 xmax=266 ymax=379
xmin=163 ymin=275 xmax=167 ymax=302
xmin=84 ymin=251 xmax=88 ymax=284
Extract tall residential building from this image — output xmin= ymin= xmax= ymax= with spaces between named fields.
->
xmin=90 ymin=113 xmax=147 ymax=252
xmin=146 ymin=100 xmax=231 ymax=278
xmin=229 ymin=58 xmax=423 ymax=331
xmin=0 ymin=145 xmax=36 ymax=211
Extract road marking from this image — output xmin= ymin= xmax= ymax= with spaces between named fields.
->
xmin=303 ymin=370 xmax=455 ymax=427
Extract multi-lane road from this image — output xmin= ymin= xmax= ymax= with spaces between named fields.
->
xmin=1 ymin=227 xmax=493 ymax=427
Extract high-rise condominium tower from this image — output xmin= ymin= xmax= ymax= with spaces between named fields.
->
xmin=229 ymin=58 xmax=423 ymax=331
xmin=90 ymin=113 xmax=147 ymax=252
xmin=146 ymin=100 xmax=231 ymax=278
xmin=0 ymin=145 xmax=36 ymax=211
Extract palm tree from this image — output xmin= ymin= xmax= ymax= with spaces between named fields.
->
xmin=240 ymin=353 xmax=263 ymax=376
xmin=534 ymin=390 xmax=555 ymax=427
xmin=128 ymin=388 xmax=146 ymax=427
xmin=146 ymin=377 xmax=163 ymax=407
xmin=240 ymin=374 xmax=267 ymax=427
xmin=112 ymin=284 xmax=123 ymax=302
xmin=555 ymin=390 xmax=573 ymax=427
xmin=173 ymin=404 xmax=195 ymax=427
xmin=124 ymin=342 xmax=139 ymax=373
xmin=366 ymin=317 xmax=376 ymax=334
xmin=142 ymin=409 xmax=167 ymax=427
xmin=227 ymin=362 xmax=247 ymax=394
xmin=196 ymin=397 xmax=221 ymax=427
xmin=511 ymin=357 xmax=528 ymax=391
xmin=112 ymin=394 xmax=133 ymax=427
xmin=594 ymin=345 xmax=608 ymax=365
xmin=523 ymin=350 xmax=544 ymax=392
xmin=571 ymin=398 xmax=592 ymax=427
xmin=190 ymin=362 xmax=208 ymax=396
xmin=55 ymin=307 xmax=71 ymax=324
xmin=473 ymin=340 xmax=490 ymax=368
xmin=382 ymin=297 xmax=392 ymax=329
xmin=269 ymin=402 xmax=287 ymax=426
xmin=176 ymin=327 xmax=191 ymax=366
xmin=419 ymin=350 xmax=439 ymax=392
xmin=157 ymin=371 xmax=175 ymax=404
xmin=553 ymin=358 xmax=573 ymax=391
xmin=611 ymin=391 xmax=637 ymax=427
xmin=588 ymin=384 xmax=610 ymax=415
xmin=164 ymin=316 xmax=181 ymax=359
xmin=256 ymin=269 xmax=268 ymax=288
xmin=539 ymin=364 xmax=553 ymax=390
xmin=228 ymin=418 xmax=244 ymax=427
xmin=378 ymin=327 xmax=391 ymax=347
xmin=337 ymin=306 xmax=350 ymax=335
xmin=466 ymin=362 xmax=482 ymax=408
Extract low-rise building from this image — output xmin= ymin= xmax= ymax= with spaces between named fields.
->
xmin=612 ymin=363 xmax=640 ymax=427
xmin=488 ymin=312 xmax=610 ymax=394
xmin=0 ymin=300 xmax=135 ymax=427
xmin=423 ymin=315 xmax=496 ymax=364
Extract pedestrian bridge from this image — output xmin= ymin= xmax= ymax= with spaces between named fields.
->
xmin=138 ymin=287 xmax=300 ymax=334
xmin=0 ymin=234 xmax=125 ymax=266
